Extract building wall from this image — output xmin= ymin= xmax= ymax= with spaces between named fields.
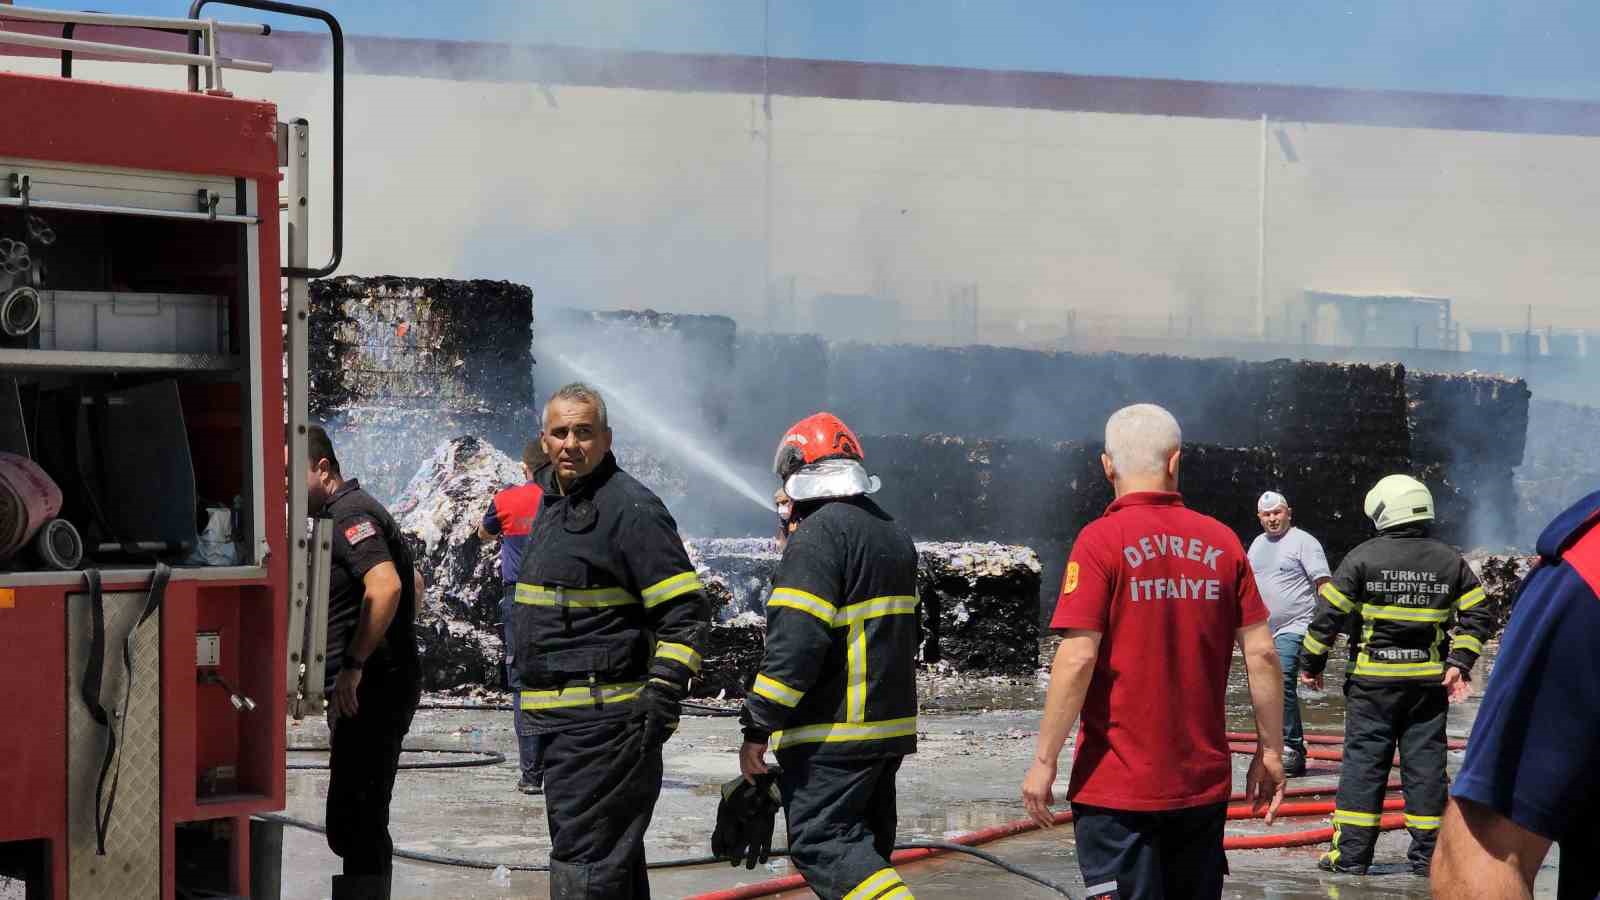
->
xmin=7 ymin=51 xmax=1598 ymax=344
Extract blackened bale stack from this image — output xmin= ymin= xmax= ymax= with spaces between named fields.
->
xmin=309 ymin=276 xmax=535 ymax=502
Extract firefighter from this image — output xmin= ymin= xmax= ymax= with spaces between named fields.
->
xmin=305 ymin=424 xmax=423 ymax=900
xmin=477 ymin=438 xmax=547 ymax=794
xmin=1298 ymin=474 xmax=1496 ymax=876
xmin=510 ymin=383 xmax=711 ymax=899
xmin=737 ymin=412 xmax=921 ymax=900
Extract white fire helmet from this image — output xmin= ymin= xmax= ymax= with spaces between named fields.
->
xmin=1364 ymin=474 xmax=1434 ymax=531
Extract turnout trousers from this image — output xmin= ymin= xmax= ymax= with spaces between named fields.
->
xmin=777 ymin=754 xmax=913 ymax=900
xmin=326 ymin=664 xmax=419 ymax=894
xmin=542 ymin=717 xmax=664 ymax=899
xmin=1324 ymin=680 xmax=1447 ymax=873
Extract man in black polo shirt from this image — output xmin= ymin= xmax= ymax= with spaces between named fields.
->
xmin=306 ymin=424 xmax=422 ymax=900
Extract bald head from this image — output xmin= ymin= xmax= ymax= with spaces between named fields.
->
xmin=1104 ymin=404 xmax=1182 ymax=479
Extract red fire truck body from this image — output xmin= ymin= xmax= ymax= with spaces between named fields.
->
xmin=0 ymin=5 xmax=336 ymax=896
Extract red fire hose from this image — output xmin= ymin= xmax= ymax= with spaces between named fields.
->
xmin=685 ymin=731 xmax=1466 ymax=900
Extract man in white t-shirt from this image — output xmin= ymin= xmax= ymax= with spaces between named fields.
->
xmin=1247 ymin=491 xmax=1332 ymax=777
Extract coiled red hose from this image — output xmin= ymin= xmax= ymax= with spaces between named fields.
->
xmin=685 ymin=731 xmax=1464 ymax=900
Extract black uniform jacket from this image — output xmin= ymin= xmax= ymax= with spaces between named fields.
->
xmin=742 ymin=496 xmax=920 ymax=760
xmin=1300 ymin=524 xmax=1495 ymax=684
xmin=511 ymin=453 xmax=710 ymax=732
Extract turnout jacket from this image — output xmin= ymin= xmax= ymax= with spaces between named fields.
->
xmin=742 ymin=496 xmax=920 ymax=760
xmin=510 ymin=453 xmax=710 ymax=732
xmin=1300 ymin=525 xmax=1494 ymax=684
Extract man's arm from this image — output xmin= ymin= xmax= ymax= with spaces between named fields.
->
xmin=1239 ymin=619 xmax=1286 ymax=823
xmin=477 ymin=495 xmax=504 ymax=543
xmin=1432 ymin=798 xmax=1550 ymax=899
xmin=1299 ymin=569 xmax=1360 ymax=689
xmin=1021 ymin=630 xmax=1101 ymax=828
xmin=331 ymin=560 xmax=403 ymax=719
xmin=1445 ymin=564 xmax=1494 ymax=702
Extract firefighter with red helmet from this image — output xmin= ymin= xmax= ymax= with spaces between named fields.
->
xmin=732 ymin=413 xmax=922 ymax=900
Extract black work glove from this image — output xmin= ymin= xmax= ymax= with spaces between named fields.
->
xmin=637 ymin=677 xmax=684 ymax=750
xmin=711 ymin=768 xmax=782 ymax=869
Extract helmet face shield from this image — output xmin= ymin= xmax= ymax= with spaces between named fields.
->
xmin=773 ymin=442 xmax=806 ymax=482
xmin=783 ymin=459 xmax=882 ymax=503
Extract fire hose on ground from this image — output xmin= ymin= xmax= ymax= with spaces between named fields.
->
xmin=264 ymin=719 xmax=1464 ymax=898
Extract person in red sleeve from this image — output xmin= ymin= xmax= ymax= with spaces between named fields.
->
xmin=1021 ymin=403 xmax=1287 ymax=900
xmin=478 ymin=438 xmax=547 ymax=794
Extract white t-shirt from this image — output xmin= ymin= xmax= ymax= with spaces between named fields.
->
xmin=1247 ymin=526 xmax=1332 ymax=637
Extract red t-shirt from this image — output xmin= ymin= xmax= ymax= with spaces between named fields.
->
xmin=1049 ymin=491 xmax=1267 ymax=811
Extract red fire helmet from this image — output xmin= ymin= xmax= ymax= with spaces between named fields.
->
xmin=773 ymin=412 xmax=865 ymax=481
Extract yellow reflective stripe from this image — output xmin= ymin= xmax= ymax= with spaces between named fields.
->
xmin=1320 ymin=583 xmax=1354 ymax=612
xmin=1451 ymin=633 xmax=1483 ymax=655
xmin=770 ymin=716 xmax=918 ymax=751
xmin=641 ymin=571 xmax=702 ymax=609
xmin=751 ymin=674 xmax=803 ymax=708
xmin=846 ymin=622 xmax=867 ymax=723
xmin=844 ymin=867 xmax=905 ymax=900
xmin=1360 ymin=603 xmax=1451 ymax=623
xmin=833 ymin=594 xmax=919 ymax=626
xmin=514 ymin=583 xmax=636 ymax=608
xmin=1457 ymin=586 xmax=1487 ymax=610
xmin=1302 ymin=633 xmax=1329 ymax=656
xmin=520 ymin=681 xmax=644 ymax=710
xmin=1405 ymin=813 xmax=1442 ymax=831
xmin=1352 ymin=659 xmax=1445 ymax=677
xmin=878 ymin=887 xmax=914 ymax=900
xmin=654 ymin=641 xmax=702 ymax=674
xmin=1332 ymin=809 xmax=1383 ymax=827
xmin=768 ymin=587 xmax=839 ymax=625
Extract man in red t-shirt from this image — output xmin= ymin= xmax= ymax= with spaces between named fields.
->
xmin=1021 ymin=403 xmax=1287 ymax=900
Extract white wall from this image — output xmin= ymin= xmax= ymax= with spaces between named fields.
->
xmin=8 ymin=52 xmax=1597 ymax=344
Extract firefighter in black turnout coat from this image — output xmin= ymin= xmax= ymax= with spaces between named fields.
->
xmin=511 ymin=384 xmax=711 ymax=899
xmin=1299 ymin=475 xmax=1496 ymax=876
xmin=739 ymin=413 xmax=921 ymax=900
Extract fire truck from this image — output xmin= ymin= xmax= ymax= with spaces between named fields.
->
xmin=0 ymin=3 xmax=340 ymax=896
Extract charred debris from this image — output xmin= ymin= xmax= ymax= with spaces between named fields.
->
xmin=309 ymin=276 xmax=1552 ymax=687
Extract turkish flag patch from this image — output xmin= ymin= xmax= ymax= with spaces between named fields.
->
xmin=344 ymin=520 xmax=378 ymax=546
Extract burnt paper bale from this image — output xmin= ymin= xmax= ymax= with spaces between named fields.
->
xmin=392 ymin=436 xmax=522 ymax=691
xmin=918 ymin=542 xmax=1042 ymax=675
xmin=698 ymin=615 xmax=766 ymax=700
xmin=308 ymin=276 xmax=536 ymax=503
xmin=687 ymin=538 xmax=783 ymax=619
xmin=1257 ymin=360 xmax=1410 ymax=456
xmin=1406 ymin=370 xmax=1530 ymax=469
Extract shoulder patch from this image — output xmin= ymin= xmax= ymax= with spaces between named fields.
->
xmin=344 ymin=520 xmax=379 ymax=546
xmin=1063 ymin=561 xmax=1080 ymax=594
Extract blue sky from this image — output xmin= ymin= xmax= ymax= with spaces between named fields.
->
xmin=24 ymin=0 xmax=1600 ymax=100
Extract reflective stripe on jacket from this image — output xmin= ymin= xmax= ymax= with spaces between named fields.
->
xmin=1300 ymin=526 xmax=1495 ymax=683
xmin=510 ymin=453 xmax=710 ymax=732
xmin=743 ymin=495 xmax=921 ymax=759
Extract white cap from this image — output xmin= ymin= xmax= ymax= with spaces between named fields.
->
xmin=1257 ymin=491 xmax=1289 ymax=513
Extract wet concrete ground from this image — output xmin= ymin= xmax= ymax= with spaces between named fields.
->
xmin=275 ymin=652 xmax=1562 ymax=899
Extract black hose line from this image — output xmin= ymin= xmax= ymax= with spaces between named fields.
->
xmin=286 ymin=746 xmax=506 ymax=770
xmin=414 ymin=700 xmax=742 ymax=718
xmin=254 ymin=815 xmax=1077 ymax=896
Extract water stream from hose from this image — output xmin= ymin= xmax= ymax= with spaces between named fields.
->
xmin=548 ymin=351 xmax=774 ymax=511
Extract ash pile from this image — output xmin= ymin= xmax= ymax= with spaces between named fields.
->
xmin=309 ymin=276 xmax=536 ymax=503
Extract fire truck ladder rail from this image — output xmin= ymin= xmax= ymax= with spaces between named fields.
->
xmin=0 ymin=4 xmax=272 ymax=88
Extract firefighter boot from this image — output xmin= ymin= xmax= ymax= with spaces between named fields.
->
xmin=330 ymin=873 xmax=392 ymax=900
